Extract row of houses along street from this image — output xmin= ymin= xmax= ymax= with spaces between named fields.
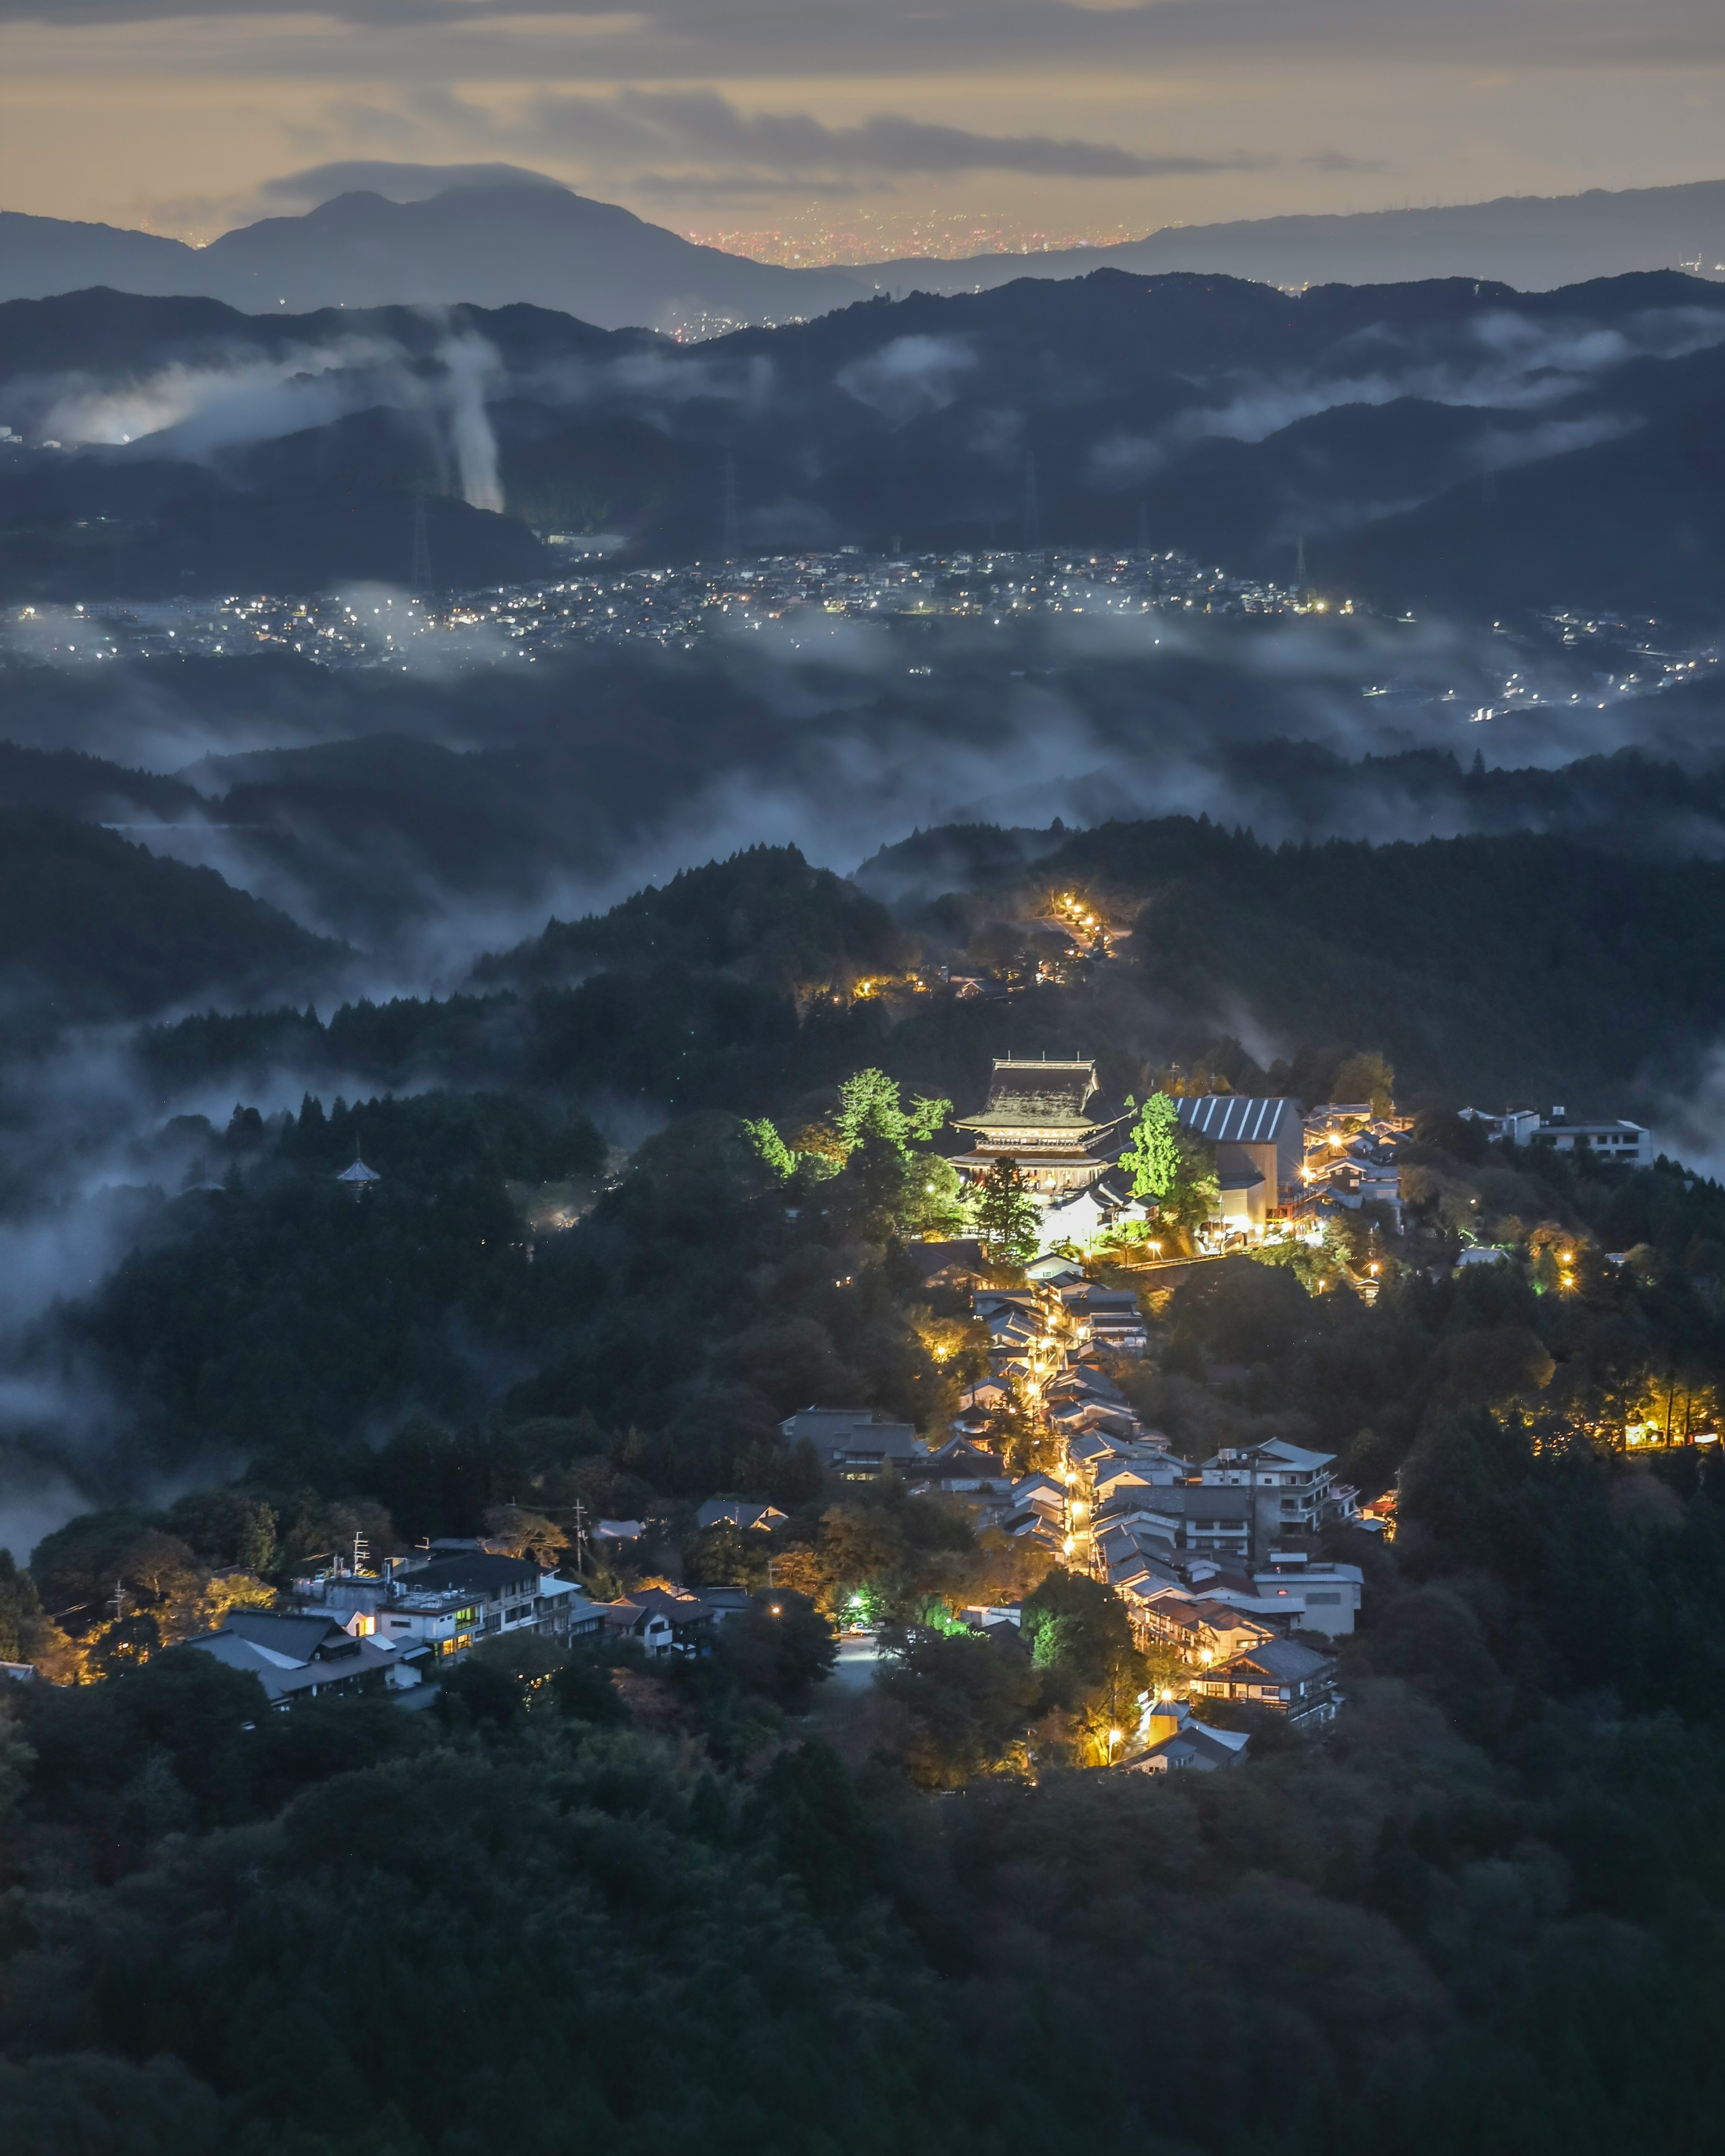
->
xmin=916 ymin=1249 xmax=1367 ymax=1769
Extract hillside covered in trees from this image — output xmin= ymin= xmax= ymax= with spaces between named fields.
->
xmin=0 ymin=806 xmax=338 ymax=1025
xmin=6 ymin=804 xmax=1725 ymax=2155
xmin=109 ymin=814 xmax=1725 ymax=1136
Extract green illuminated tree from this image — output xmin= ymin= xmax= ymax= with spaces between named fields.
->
xmin=741 ymin=1117 xmax=796 ymax=1179
xmin=975 ymin=1156 xmax=1041 ymax=1264
xmin=1159 ymin=1144 xmax=1221 ymax=1237
xmin=1119 ymin=1092 xmax=1185 ymax=1201
xmin=834 ymin=1069 xmax=951 ymax=1155
xmin=742 ymin=1073 xmax=951 ymax=1198
xmin=1119 ymin=1093 xmax=1218 ymax=1237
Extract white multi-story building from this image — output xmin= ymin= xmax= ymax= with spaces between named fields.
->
xmin=1199 ymin=1436 xmax=1339 ymax=1551
xmin=296 ymin=1551 xmax=601 ymax=1667
xmin=1460 ymin=1105 xmax=1652 ymax=1166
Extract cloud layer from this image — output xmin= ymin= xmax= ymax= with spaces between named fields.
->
xmin=493 ymin=86 xmax=1270 ymax=181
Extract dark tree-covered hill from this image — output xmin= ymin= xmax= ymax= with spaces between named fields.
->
xmin=476 ymin=844 xmax=913 ymax=994
xmin=0 ymin=806 xmax=339 ymax=1020
xmin=4 ymin=270 xmax=1723 ymax=612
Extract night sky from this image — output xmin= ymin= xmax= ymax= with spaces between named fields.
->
xmin=0 ymin=0 xmax=1720 ymax=256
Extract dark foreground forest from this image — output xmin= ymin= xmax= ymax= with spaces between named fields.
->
xmin=4 ymin=828 xmax=1725 ymax=2156
xmin=5 ymin=1090 xmax=1725 ymax=2155
xmin=7 ymin=1420 xmax=1725 ymax=2156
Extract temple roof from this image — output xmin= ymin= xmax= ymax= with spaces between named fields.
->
xmin=953 ymin=1057 xmax=1125 ymax=1134
xmin=336 ymin=1158 xmax=381 ymax=1184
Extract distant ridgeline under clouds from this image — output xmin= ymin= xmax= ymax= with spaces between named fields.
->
xmin=1 ymin=171 xmax=1724 ymax=329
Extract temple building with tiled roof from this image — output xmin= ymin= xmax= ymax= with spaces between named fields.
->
xmin=951 ymin=1056 xmax=1131 ymax=1193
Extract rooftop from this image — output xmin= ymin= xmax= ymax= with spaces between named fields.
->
xmin=953 ymin=1057 xmax=1126 ymax=1135
xmin=1215 ymin=1637 xmax=1335 ymax=1683
xmin=398 ymin=1552 xmax=542 ymax=1596
xmin=1176 ymin=1097 xmax=1302 ymax=1147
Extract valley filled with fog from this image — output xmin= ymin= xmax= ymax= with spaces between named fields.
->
xmin=8 ymin=82 xmax=1725 ymax=2150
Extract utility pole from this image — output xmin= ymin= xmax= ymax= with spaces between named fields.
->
xmin=107 ymin=1578 xmax=127 ymax=1626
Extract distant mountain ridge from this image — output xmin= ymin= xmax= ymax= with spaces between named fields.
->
xmin=0 ymin=185 xmax=867 ymax=334
xmin=861 ymin=178 xmax=1725 ymax=299
xmin=2 ymin=268 xmax=1723 ymax=616
xmin=2 ymin=175 xmax=1723 ymax=335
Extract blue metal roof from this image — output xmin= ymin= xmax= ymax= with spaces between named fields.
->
xmin=1174 ymin=1096 xmax=1300 ymax=1145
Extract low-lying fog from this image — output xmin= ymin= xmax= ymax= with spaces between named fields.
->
xmin=0 ymin=578 xmax=1721 ymax=1551
xmin=4 ymin=593 xmax=1721 ymax=976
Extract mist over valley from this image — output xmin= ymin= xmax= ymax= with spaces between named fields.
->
xmin=6 ymin=117 xmax=1725 ymax=2156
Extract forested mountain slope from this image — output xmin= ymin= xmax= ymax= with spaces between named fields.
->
xmin=0 ymin=806 xmax=338 ymax=1021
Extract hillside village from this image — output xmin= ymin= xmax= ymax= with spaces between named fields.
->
xmin=2 ymin=890 xmax=1725 ymax=2156
xmin=17 ymin=1039 xmax=1688 ymax=1791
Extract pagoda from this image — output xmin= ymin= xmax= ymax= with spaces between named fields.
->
xmin=950 ymin=1057 xmax=1131 ymax=1195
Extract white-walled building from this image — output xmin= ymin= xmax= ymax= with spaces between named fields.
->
xmin=1460 ymin=1105 xmax=1652 ymax=1166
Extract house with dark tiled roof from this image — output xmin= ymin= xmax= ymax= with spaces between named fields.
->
xmin=181 ymin=1610 xmax=425 ymax=1707
xmin=780 ymin=1407 xmax=925 ymax=1479
xmin=1188 ymin=1636 xmax=1340 ymax=1729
